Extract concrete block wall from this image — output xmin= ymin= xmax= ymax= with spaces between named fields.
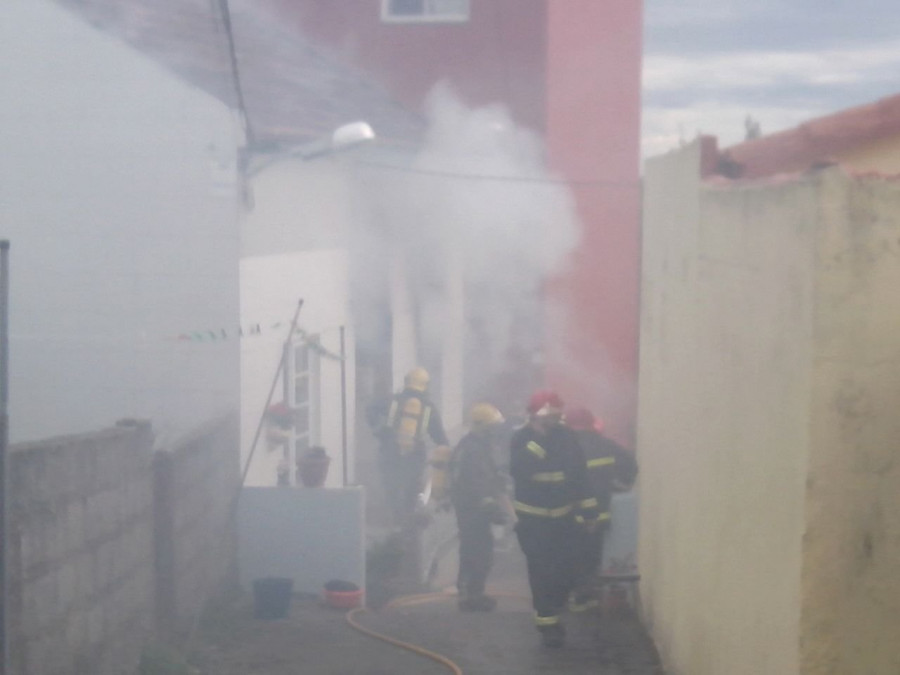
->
xmin=7 ymin=415 xmax=241 ymax=675
xmin=8 ymin=420 xmax=156 ymax=675
xmin=155 ymin=414 xmax=240 ymax=634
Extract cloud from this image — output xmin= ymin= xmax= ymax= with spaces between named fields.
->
xmin=641 ymin=38 xmax=900 ymax=158
xmin=644 ymin=41 xmax=900 ymax=93
xmin=642 ymin=101 xmax=821 ymax=158
xmin=645 ymin=1 xmax=769 ymax=29
xmin=645 ymin=0 xmax=900 ymax=54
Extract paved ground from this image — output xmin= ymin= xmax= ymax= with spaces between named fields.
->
xmin=191 ymin=539 xmax=663 ymax=675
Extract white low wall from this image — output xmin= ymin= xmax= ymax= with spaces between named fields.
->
xmin=238 ymin=486 xmax=365 ymax=596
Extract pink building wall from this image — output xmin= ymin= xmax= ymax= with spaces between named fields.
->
xmin=545 ymin=0 xmax=643 ymax=443
xmin=264 ymin=0 xmax=548 ymax=133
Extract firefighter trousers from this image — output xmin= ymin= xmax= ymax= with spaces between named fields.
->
xmin=455 ymin=509 xmax=494 ymax=597
xmin=573 ymin=525 xmax=606 ymax=594
xmin=515 ymin=516 xmax=578 ymax=622
xmin=379 ymin=448 xmax=426 ymax=527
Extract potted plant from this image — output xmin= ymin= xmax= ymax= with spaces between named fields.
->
xmin=296 ymin=446 xmax=330 ymax=487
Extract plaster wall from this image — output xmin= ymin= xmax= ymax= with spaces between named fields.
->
xmin=238 ymin=487 xmax=365 ymax=595
xmin=639 ymin=140 xmax=815 ymax=675
xmin=239 ymin=249 xmax=354 ymax=488
xmin=240 ymin=158 xmax=356 ymax=258
xmin=641 ymin=143 xmax=900 ymax=674
xmin=240 ymin=159 xmax=363 ymax=487
xmin=0 ymin=0 xmax=241 ymax=443
xmin=800 ymin=173 xmax=900 ymax=675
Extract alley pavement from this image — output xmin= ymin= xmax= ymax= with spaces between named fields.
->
xmin=193 ymin=538 xmax=663 ymax=675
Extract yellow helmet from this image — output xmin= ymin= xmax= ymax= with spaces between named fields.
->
xmin=469 ymin=403 xmax=504 ymax=429
xmin=404 ymin=366 xmax=430 ymax=392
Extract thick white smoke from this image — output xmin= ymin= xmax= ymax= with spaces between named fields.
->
xmin=352 ymin=84 xmax=582 ymax=413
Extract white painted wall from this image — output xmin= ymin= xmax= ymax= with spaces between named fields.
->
xmin=239 ymin=250 xmax=355 ymax=488
xmin=0 ymin=0 xmax=241 ymax=443
xmin=240 ymin=158 xmax=362 ymax=488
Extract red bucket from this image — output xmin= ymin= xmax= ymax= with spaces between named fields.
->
xmin=324 ymin=588 xmax=364 ymax=609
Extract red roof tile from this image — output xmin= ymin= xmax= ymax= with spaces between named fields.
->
xmin=716 ymin=93 xmax=900 ymax=179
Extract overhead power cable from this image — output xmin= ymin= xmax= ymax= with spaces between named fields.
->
xmin=217 ymin=0 xmax=255 ymax=147
xmin=351 ymin=159 xmax=640 ymax=187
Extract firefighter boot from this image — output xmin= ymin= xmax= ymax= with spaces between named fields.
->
xmin=568 ymin=588 xmax=600 ymax=613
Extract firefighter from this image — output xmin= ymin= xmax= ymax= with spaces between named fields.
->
xmin=369 ymin=367 xmax=449 ymax=526
xmin=509 ymin=390 xmax=602 ymax=648
xmin=448 ymin=402 xmax=510 ymax=612
xmin=566 ymin=406 xmax=639 ymax=611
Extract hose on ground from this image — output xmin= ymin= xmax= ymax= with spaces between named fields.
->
xmin=345 ymin=600 xmax=463 ymax=675
xmin=345 ymin=591 xmax=533 ymax=675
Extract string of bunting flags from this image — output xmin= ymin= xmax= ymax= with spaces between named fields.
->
xmin=168 ymin=323 xmax=344 ymax=361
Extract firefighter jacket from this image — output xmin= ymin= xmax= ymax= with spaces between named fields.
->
xmin=573 ymin=429 xmax=639 ymax=524
xmin=370 ymin=389 xmax=448 ymax=456
xmin=449 ymin=431 xmax=506 ymax=519
xmin=509 ymin=424 xmax=601 ymax=522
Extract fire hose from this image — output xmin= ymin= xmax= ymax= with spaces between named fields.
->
xmin=344 ymin=591 xmax=531 ymax=675
xmin=345 ymin=596 xmax=463 ymax=675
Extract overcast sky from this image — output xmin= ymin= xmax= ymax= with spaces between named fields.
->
xmin=642 ymin=0 xmax=900 ymax=157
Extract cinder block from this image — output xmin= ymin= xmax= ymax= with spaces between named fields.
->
xmin=85 ymin=603 xmax=105 ymax=647
xmin=75 ymin=551 xmax=94 ymax=599
xmin=84 ymin=493 xmax=104 ymax=544
xmin=20 ymin=580 xmax=41 ymax=640
xmin=31 ymin=571 xmax=60 ymax=633
xmin=45 ymin=513 xmax=66 ymax=568
xmin=90 ymin=544 xmax=114 ymax=596
xmin=65 ymin=607 xmax=89 ymax=652
xmin=56 ymin=561 xmax=79 ymax=616
xmin=66 ymin=499 xmax=86 ymax=555
xmin=18 ymin=523 xmax=41 ymax=580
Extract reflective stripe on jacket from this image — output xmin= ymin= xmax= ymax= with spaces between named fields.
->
xmin=509 ymin=424 xmax=599 ymax=521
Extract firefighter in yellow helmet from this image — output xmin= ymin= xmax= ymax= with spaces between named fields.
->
xmin=369 ymin=367 xmax=448 ymax=526
xmin=448 ymin=403 xmax=510 ymax=611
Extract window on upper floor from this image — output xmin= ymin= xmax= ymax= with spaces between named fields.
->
xmin=381 ymin=0 xmax=471 ymax=24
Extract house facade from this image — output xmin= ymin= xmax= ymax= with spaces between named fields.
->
xmin=239 ymin=157 xmax=359 ymax=487
xmin=264 ymin=0 xmax=644 ymax=442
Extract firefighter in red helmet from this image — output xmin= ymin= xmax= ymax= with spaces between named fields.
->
xmin=565 ymin=406 xmax=638 ymax=611
xmin=509 ymin=390 xmax=601 ymax=647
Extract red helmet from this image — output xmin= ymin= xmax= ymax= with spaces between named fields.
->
xmin=527 ymin=390 xmax=564 ymax=416
xmin=565 ymin=406 xmax=595 ymax=431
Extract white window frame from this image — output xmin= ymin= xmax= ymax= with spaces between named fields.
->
xmin=288 ymin=335 xmax=321 ymax=461
xmin=381 ymin=0 xmax=471 ymax=24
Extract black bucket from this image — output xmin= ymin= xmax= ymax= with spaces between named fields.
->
xmin=252 ymin=577 xmax=294 ymax=620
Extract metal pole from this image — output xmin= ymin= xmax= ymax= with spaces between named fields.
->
xmin=339 ymin=326 xmax=348 ymax=487
xmin=281 ymin=341 xmax=291 ymax=486
xmin=0 ymin=240 xmax=11 ymax=675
